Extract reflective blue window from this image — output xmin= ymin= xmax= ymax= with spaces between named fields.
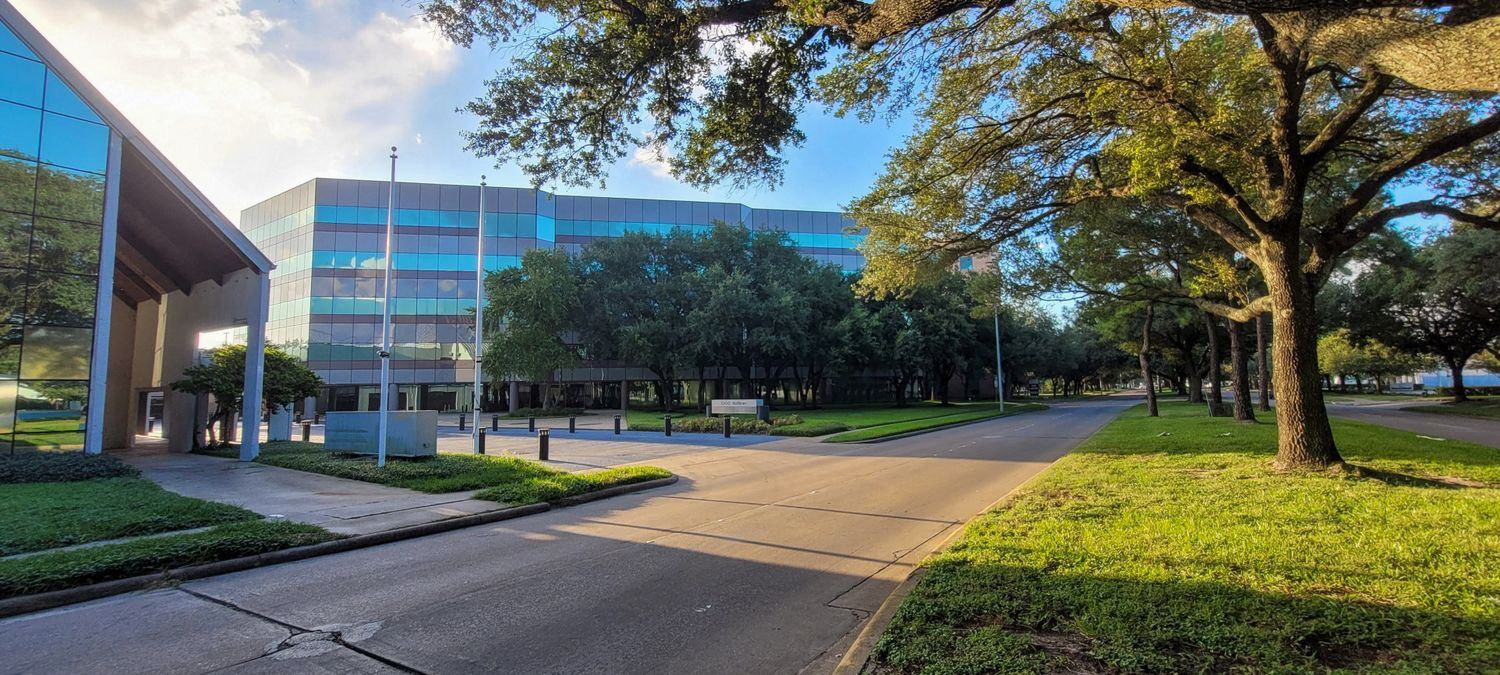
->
xmin=39 ymin=112 xmax=107 ymax=173
xmin=0 ymin=100 xmax=40 ymax=160
xmin=0 ymin=50 xmax=43 ymax=108
xmin=42 ymin=70 xmax=100 ymax=123
xmin=0 ymin=24 xmax=36 ymax=61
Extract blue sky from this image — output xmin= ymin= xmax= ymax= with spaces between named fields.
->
xmin=14 ymin=0 xmax=908 ymax=223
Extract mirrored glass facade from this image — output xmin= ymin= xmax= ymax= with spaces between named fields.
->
xmin=0 ymin=21 xmax=105 ymax=452
xmin=243 ymin=179 xmax=865 ymax=410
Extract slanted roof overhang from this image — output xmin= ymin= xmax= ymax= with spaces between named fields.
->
xmin=0 ymin=2 xmax=274 ymax=307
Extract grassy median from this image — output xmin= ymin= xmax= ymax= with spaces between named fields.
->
xmin=1406 ymin=397 xmax=1500 ymax=420
xmin=202 ymin=442 xmax=671 ymax=502
xmin=872 ymin=401 xmax=1500 ymax=673
xmin=628 ymin=401 xmax=1041 ymax=438
xmin=822 ymin=403 xmax=1045 ymax=442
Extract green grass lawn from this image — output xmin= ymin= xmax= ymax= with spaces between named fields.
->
xmin=1405 ymin=397 xmax=1500 ymax=420
xmin=203 ymin=442 xmax=670 ymax=501
xmin=0 ymin=520 xmax=335 ymax=599
xmin=627 ymin=401 xmax=1031 ymax=437
xmin=822 ymin=403 xmax=1046 ymax=443
xmin=872 ymin=401 xmax=1500 ymax=673
xmin=0 ymin=478 xmax=258 ymax=556
xmin=1323 ymin=392 xmax=1438 ymax=403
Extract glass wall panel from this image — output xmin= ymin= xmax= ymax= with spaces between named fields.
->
xmin=30 ymin=217 xmax=99 ymax=270
xmin=38 ymin=112 xmax=108 ymax=173
xmin=0 ymin=156 xmax=35 ymax=214
xmin=42 ymin=70 xmax=101 ymax=123
xmin=0 ymin=323 xmax=18 ymax=378
xmin=0 ymin=268 xmax=23 ymax=322
xmin=0 ymin=211 xmax=30 ymax=267
xmin=20 ymin=326 xmax=92 ymax=379
xmin=27 ymin=272 xmax=96 ymax=326
xmin=34 ymin=163 xmax=103 ymax=223
xmin=0 ymin=99 xmax=40 ymax=159
xmin=13 ymin=380 xmax=86 ymax=450
xmin=0 ymin=50 xmax=43 ymax=107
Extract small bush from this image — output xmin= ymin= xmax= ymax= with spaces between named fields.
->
xmin=671 ymin=416 xmax=776 ymax=434
xmin=505 ymin=407 xmax=586 ymax=418
xmin=0 ymin=452 xmax=139 ymax=484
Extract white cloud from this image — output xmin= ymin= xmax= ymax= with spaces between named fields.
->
xmin=11 ymin=0 xmax=459 ymax=222
xmin=629 ymin=137 xmax=675 ymax=179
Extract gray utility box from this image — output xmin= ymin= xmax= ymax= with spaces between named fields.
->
xmin=323 ymin=411 xmax=438 ymax=458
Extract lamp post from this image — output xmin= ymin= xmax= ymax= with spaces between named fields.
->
xmin=993 ymin=257 xmax=1004 ymax=412
xmin=377 ymin=147 xmax=397 ymax=467
xmin=472 ymin=177 xmax=486 ymax=454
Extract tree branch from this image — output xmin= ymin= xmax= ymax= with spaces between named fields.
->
xmin=1303 ymin=72 xmax=1393 ymax=165
xmin=1179 ymin=156 xmax=1271 ymax=235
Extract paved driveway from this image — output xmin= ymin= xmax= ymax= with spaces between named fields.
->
xmin=0 ymin=397 xmax=1135 ymax=675
xmin=1326 ymin=402 xmax=1500 ymax=448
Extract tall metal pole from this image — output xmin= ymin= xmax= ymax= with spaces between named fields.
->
xmin=994 ymin=257 xmax=1004 ymax=412
xmin=377 ymin=147 xmax=397 ymax=468
xmin=472 ymin=177 xmax=486 ymax=454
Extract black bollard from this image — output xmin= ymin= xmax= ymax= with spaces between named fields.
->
xmin=528 ymin=416 xmax=536 ymax=432
xmin=315 ymin=412 xmax=322 ymax=425
xmin=491 ymin=415 xmax=499 ymax=431
xmin=613 ymin=414 xmax=621 ymax=435
xmin=569 ymin=416 xmax=576 ymax=433
xmin=538 ymin=428 xmax=549 ymax=461
xmin=459 ymin=414 xmax=466 ymax=431
xmin=478 ymin=429 xmax=487 ymax=455
xmin=664 ymin=416 xmax=672 ymax=437
xmin=301 ymin=420 xmax=312 ymax=442
xmin=722 ymin=416 xmax=732 ymax=438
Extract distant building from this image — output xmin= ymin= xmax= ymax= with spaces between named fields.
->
xmin=240 ymin=179 xmax=866 ymax=412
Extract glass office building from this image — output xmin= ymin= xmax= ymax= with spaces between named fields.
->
xmin=241 ymin=178 xmax=865 ymax=412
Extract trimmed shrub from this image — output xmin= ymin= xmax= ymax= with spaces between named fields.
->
xmin=504 ymin=407 xmax=586 ymax=418
xmin=0 ymin=452 xmax=139 ymax=484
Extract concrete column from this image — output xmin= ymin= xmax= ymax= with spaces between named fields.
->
xmin=239 ymin=273 xmax=269 ymax=460
xmin=508 ymin=380 xmax=519 ymax=414
xmin=620 ymin=379 xmax=630 ymax=411
xmin=84 ymin=133 xmax=123 ymax=454
xmin=267 ymin=404 xmax=292 ymax=441
xmin=302 ymin=396 xmax=317 ymax=419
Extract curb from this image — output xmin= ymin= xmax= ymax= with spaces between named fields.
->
xmin=0 ymin=475 xmax=678 ymax=619
xmin=832 ymin=405 xmax=1047 ymax=444
xmin=830 ymin=465 xmax=1059 ymax=674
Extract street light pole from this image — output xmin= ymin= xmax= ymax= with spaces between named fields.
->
xmin=994 ymin=257 xmax=1004 ymax=412
xmin=472 ymin=177 xmax=486 ymax=454
xmin=377 ymin=147 xmax=397 ymax=468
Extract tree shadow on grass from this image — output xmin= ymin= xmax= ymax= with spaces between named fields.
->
xmin=874 ymin=561 xmax=1500 ymax=674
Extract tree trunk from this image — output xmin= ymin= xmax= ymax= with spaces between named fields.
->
xmin=1447 ymin=357 xmax=1468 ymax=402
xmin=1263 ymin=241 xmax=1341 ymax=469
xmin=1187 ymin=366 xmax=1204 ymax=404
xmin=1229 ymin=320 xmax=1256 ymax=422
xmin=1256 ymin=312 xmax=1272 ymax=411
xmin=1204 ymin=314 xmax=1226 ymax=416
xmin=1140 ymin=304 xmax=1158 ymax=417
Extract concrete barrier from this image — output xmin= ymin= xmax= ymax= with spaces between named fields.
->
xmin=323 ymin=411 xmax=437 ymax=457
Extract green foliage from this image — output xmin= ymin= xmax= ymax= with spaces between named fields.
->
xmin=473 ymin=465 xmax=672 ymax=504
xmin=1341 ymin=229 xmax=1500 ymax=399
xmin=1317 ymin=328 xmax=1431 ymax=391
xmin=0 ymin=520 xmax=336 ymax=599
xmin=170 ymin=344 xmax=324 ymax=438
xmin=0 ymin=478 xmax=256 ymax=556
xmin=483 ymin=248 xmax=580 ymax=392
xmin=505 ymin=407 xmax=585 ymax=418
xmin=0 ymin=452 xmax=138 ymax=484
xmin=873 ymin=402 xmax=1500 ymax=673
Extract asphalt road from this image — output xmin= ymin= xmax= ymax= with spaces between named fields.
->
xmin=1326 ymin=402 xmax=1500 ymax=448
xmin=0 ymin=397 xmax=1135 ymax=675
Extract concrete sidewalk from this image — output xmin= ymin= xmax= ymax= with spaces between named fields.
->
xmin=122 ymin=453 xmax=508 ymax=536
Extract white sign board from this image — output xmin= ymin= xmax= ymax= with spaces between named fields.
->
xmin=710 ymin=399 xmax=763 ymax=415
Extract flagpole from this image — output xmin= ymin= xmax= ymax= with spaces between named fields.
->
xmin=378 ymin=146 xmax=397 ymax=468
xmin=472 ymin=176 xmax=486 ymax=454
